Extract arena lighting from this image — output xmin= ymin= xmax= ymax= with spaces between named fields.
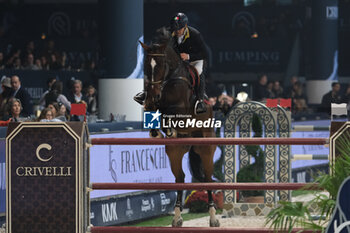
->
xmin=242 ymin=83 xmax=248 ymax=87
xmin=251 ymin=32 xmax=258 ymax=38
xmin=41 ymin=33 xmax=46 ymax=40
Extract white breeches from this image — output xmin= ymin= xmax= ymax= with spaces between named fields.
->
xmin=190 ymin=60 xmax=203 ymax=75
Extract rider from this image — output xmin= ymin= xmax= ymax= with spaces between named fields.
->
xmin=134 ymin=12 xmax=208 ymax=114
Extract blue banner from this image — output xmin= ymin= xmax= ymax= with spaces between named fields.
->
xmin=0 ymin=140 xmax=5 ymax=216
xmin=91 ymin=191 xmax=176 ymax=226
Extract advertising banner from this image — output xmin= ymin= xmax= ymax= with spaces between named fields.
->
xmin=6 ymin=122 xmax=85 ymax=233
xmin=90 ymin=131 xmax=222 ymax=198
xmin=90 ymin=191 xmax=176 ymax=226
xmin=0 ymin=140 xmax=5 ymax=216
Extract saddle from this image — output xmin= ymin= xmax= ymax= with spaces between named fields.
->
xmin=186 ymin=63 xmax=200 ymax=90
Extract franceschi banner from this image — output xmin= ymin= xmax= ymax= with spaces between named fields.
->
xmin=89 ymin=131 xmax=221 ymax=198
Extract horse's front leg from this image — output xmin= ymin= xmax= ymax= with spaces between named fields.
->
xmin=173 ymin=190 xmax=183 ymax=227
xmin=166 ymin=145 xmax=187 ymax=227
xmin=207 ymin=190 xmax=220 ymax=227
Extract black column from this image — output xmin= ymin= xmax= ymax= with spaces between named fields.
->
xmin=99 ymin=0 xmax=143 ymax=79
xmin=308 ymin=0 xmax=338 ymax=80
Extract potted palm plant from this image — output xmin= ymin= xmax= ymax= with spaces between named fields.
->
xmin=266 ymin=131 xmax=350 ymax=232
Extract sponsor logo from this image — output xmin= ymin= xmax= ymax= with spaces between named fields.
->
xmin=143 ymin=110 xmax=161 ymax=129
xmin=125 ymin=198 xmax=134 ymax=218
xmin=160 ymin=193 xmax=171 ymax=212
xmin=48 ymin=12 xmax=71 ymax=36
xmin=144 ymin=111 xmax=221 ymax=129
xmin=15 ymin=143 xmax=72 ymax=177
xmin=326 ymin=6 xmax=338 ymax=20
xmin=163 ymin=117 xmax=221 ymax=128
xmin=102 ymin=202 xmax=118 ymax=223
xmin=141 ymin=198 xmax=155 ymax=212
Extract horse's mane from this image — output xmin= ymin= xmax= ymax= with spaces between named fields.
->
xmin=153 ymin=27 xmax=172 ymax=45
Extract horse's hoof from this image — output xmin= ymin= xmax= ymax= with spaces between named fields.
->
xmin=150 ymin=130 xmax=162 ymax=138
xmin=172 ymin=217 xmax=183 ymax=227
xmin=166 ymin=130 xmax=177 ymax=138
xmin=210 ymin=219 xmax=220 ymax=227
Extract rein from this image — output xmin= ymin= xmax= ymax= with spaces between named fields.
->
xmin=162 ymin=76 xmax=193 ymax=91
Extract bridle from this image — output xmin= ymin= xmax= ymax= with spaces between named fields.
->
xmin=147 ymin=53 xmax=169 ymax=85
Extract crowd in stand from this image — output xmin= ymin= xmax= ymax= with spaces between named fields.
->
xmin=206 ymin=74 xmax=350 ymax=119
xmin=0 ymin=40 xmax=97 ymax=71
xmin=0 ymin=75 xmax=98 ymax=123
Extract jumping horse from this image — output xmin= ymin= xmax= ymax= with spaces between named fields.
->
xmin=140 ymin=27 xmax=220 ymax=227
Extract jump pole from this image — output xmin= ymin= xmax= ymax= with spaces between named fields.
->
xmin=91 ymin=182 xmax=321 ymax=191
xmin=90 ymin=226 xmax=321 ymax=233
xmin=91 ymin=137 xmax=328 ymax=145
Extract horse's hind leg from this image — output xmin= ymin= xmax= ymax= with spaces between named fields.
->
xmin=166 ymin=145 xmax=188 ymax=227
xmin=194 ymin=145 xmax=220 ymax=227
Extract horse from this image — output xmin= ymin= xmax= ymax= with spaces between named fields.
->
xmin=140 ymin=27 xmax=220 ymax=227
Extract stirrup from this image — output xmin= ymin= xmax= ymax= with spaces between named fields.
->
xmin=194 ymin=100 xmax=207 ymax=115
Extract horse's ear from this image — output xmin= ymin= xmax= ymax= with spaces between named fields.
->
xmin=139 ymin=41 xmax=150 ymax=51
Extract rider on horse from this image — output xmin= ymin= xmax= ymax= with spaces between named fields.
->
xmin=134 ymin=12 xmax=209 ymax=115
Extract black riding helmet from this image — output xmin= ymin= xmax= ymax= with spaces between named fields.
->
xmin=170 ymin=12 xmax=188 ymax=31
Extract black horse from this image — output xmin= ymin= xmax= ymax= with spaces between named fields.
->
xmin=140 ymin=27 xmax=220 ymax=227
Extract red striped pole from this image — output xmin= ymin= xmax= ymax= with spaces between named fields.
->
xmin=90 ymin=226 xmax=321 ymax=233
xmin=91 ymin=182 xmax=321 ymax=191
xmin=91 ymin=137 xmax=328 ymax=145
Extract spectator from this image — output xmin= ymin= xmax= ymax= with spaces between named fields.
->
xmin=33 ymin=58 xmax=42 ymax=70
xmin=291 ymin=81 xmax=308 ymax=113
xmin=10 ymin=75 xmax=33 ymax=116
xmin=23 ymin=41 xmax=36 ymax=59
xmin=0 ymin=52 xmax=5 ymax=69
xmin=86 ymin=85 xmax=98 ymax=115
xmin=215 ymin=93 xmax=239 ymax=115
xmin=294 ymin=98 xmax=308 ymax=114
xmin=67 ymin=79 xmax=88 ymax=104
xmin=49 ymin=54 xmax=62 ymax=70
xmin=0 ymin=77 xmax=13 ymax=117
xmin=56 ymin=102 xmax=70 ymax=121
xmin=284 ymin=75 xmax=298 ymax=97
xmin=3 ymin=98 xmax=23 ymax=122
xmin=40 ymin=56 xmax=49 ymax=70
xmin=37 ymin=107 xmax=54 ymax=121
xmin=342 ymin=84 xmax=350 ymax=111
xmin=266 ymin=81 xmax=275 ymax=98
xmin=13 ymin=57 xmax=22 ymax=69
xmin=61 ymin=52 xmax=70 ymax=70
xmin=39 ymin=77 xmax=57 ymax=109
xmin=47 ymin=102 xmax=59 ymax=118
xmin=320 ymin=82 xmax=342 ymax=113
xmin=253 ymin=73 xmax=270 ymax=101
xmin=273 ymin=81 xmax=284 ymax=98
xmin=24 ymin=53 xmax=35 ymax=70
xmin=42 ymin=39 xmax=57 ymax=59
xmin=45 ymin=81 xmax=71 ymax=111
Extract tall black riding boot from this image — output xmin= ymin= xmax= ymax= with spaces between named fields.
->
xmin=133 ymin=91 xmax=146 ymax=105
xmin=194 ymin=75 xmax=207 ymax=115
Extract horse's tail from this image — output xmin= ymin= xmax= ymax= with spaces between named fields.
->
xmin=189 ymin=147 xmax=205 ymax=182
